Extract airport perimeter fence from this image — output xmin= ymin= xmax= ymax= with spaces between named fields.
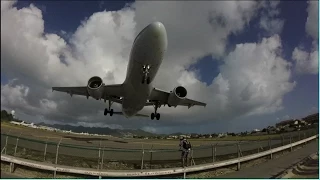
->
xmin=0 ymin=129 xmax=318 ymax=171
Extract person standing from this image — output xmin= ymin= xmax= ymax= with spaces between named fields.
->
xmin=179 ymin=137 xmax=192 ymax=167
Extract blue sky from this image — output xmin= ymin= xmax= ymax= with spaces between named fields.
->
xmin=1 ymin=1 xmax=318 ymax=134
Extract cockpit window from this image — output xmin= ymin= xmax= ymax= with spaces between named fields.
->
xmin=133 ymin=26 xmax=148 ymax=43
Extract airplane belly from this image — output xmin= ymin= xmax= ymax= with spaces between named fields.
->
xmin=122 ymin=96 xmax=146 ymax=117
xmin=132 ymin=44 xmax=163 ymax=66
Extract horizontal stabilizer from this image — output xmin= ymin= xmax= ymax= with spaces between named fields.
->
xmin=112 ymin=112 xmax=149 ymax=118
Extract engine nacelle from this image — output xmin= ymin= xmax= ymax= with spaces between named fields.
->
xmin=87 ymin=76 xmax=104 ymax=100
xmin=167 ymin=86 xmax=187 ymax=107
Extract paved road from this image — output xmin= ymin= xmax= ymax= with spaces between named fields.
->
xmin=1 ymin=171 xmax=21 ymax=178
xmin=217 ymin=139 xmax=319 ymax=178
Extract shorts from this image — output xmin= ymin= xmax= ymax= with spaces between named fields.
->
xmin=181 ymin=150 xmax=189 ymax=158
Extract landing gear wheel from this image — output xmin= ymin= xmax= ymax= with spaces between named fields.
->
xmin=104 ymin=100 xmax=114 ymax=117
xmin=151 ymin=102 xmax=161 ymax=120
xmin=142 ymin=74 xmax=149 ymax=84
xmin=156 ymin=113 xmax=160 ymax=120
xmin=146 ymin=77 xmax=151 ymax=84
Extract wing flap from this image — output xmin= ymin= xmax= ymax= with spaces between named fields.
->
xmin=52 ymin=86 xmax=88 ymax=96
xmin=52 ymin=84 xmax=125 ymax=104
xmin=102 ymin=84 xmax=125 ymax=98
xmin=148 ymin=88 xmax=206 ymax=108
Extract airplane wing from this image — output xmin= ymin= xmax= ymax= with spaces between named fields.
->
xmin=147 ymin=88 xmax=206 ymax=108
xmin=52 ymin=84 xmax=124 ymax=104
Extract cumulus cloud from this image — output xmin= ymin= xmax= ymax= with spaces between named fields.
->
xmin=292 ymin=47 xmax=318 ymax=74
xmin=1 ymin=1 xmax=296 ymax=133
xmin=292 ymin=0 xmax=318 ymax=75
xmin=305 ymin=0 xmax=319 ymax=40
xmin=258 ymin=1 xmax=284 ymax=35
xmin=213 ymin=35 xmax=295 ymax=117
xmin=1 ymin=80 xmax=30 ymax=111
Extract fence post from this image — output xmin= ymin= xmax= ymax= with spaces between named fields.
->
xmin=9 ymin=162 xmax=15 ymax=173
xmin=4 ymin=135 xmax=9 ymax=155
xmin=269 ymin=138 xmax=272 ymax=159
xmin=44 ymin=138 xmax=48 ymax=161
xmin=98 ymin=141 xmax=102 ymax=179
xmin=2 ymin=130 xmax=11 ymax=155
xmin=54 ymin=138 xmax=62 ymax=178
xmin=237 ymin=143 xmax=240 ymax=171
xmin=14 ymin=133 xmax=21 ymax=156
xmin=290 ymin=135 xmax=292 ymax=152
xmin=281 ymin=135 xmax=285 ymax=154
xmin=190 ymin=148 xmax=196 ymax=166
xmin=214 ymin=144 xmax=217 ymax=163
xmin=211 ymin=144 xmax=214 ymax=162
xmin=98 ymin=140 xmax=101 ymax=170
xmin=101 ymin=147 xmax=105 ymax=170
xmin=149 ymin=144 xmax=154 ymax=169
xmin=304 ymin=132 xmax=306 ymax=146
xmin=141 ymin=144 xmax=144 ymax=169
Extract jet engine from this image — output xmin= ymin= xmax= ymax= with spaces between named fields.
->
xmin=87 ymin=76 xmax=104 ymax=100
xmin=167 ymin=86 xmax=187 ymax=107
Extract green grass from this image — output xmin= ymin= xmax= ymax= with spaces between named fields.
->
xmin=1 ymin=121 xmax=315 ymax=144
xmin=190 ymin=134 xmax=281 ymax=141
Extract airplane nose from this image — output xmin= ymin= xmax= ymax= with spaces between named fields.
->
xmin=150 ymin=22 xmax=164 ymax=29
xmin=146 ymin=21 xmax=167 ymax=50
xmin=148 ymin=21 xmax=166 ymax=35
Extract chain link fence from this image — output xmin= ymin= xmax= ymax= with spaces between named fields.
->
xmin=1 ymin=129 xmax=318 ymax=170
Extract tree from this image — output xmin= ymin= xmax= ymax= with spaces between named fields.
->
xmin=1 ymin=110 xmax=13 ymax=122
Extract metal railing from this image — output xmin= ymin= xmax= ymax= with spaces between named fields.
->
xmin=1 ymin=128 xmax=317 ymax=171
xmin=1 ymin=134 xmax=318 ymax=178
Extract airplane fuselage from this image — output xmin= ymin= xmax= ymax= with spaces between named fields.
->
xmin=121 ymin=22 xmax=168 ymax=117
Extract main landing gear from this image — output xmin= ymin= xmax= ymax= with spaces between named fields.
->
xmin=104 ymin=100 xmax=114 ymax=116
xmin=151 ymin=103 xmax=160 ymax=120
xmin=141 ymin=65 xmax=151 ymax=84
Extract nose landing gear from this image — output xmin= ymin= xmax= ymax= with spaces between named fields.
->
xmin=142 ymin=65 xmax=151 ymax=84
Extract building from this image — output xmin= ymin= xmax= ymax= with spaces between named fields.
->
xmin=276 ymin=119 xmax=294 ymax=128
xmin=303 ymin=113 xmax=319 ymax=124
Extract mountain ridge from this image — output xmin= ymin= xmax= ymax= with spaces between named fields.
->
xmin=36 ymin=122 xmax=157 ymax=137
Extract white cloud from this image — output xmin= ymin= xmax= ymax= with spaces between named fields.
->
xmin=292 ymin=47 xmax=318 ymax=74
xmin=213 ymin=35 xmax=295 ymax=117
xmin=1 ymin=80 xmax=30 ymax=111
xmin=1 ymin=1 xmax=296 ymax=133
xmin=291 ymin=0 xmax=318 ymax=75
xmin=258 ymin=1 xmax=284 ymax=35
xmin=39 ymin=99 xmax=57 ymax=113
xmin=305 ymin=0 xmax=319 ymax=39
xmin=142 ymin=126 xmax=158 ymax=134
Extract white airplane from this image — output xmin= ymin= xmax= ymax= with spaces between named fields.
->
xmin=52 ymin=22 xmax=206 ymax=120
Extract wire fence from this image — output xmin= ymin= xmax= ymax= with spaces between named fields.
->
xmin=0 ymin=128 xmax=318 ymax=170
